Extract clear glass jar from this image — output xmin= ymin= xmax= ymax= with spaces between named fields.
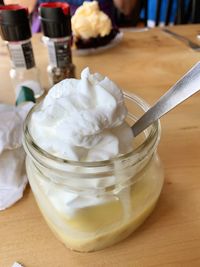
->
xmin=23 ymin=92 xmax=164 ymax=252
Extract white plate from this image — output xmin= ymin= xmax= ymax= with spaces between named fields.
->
xmin=73 ymin=31 xmax=123 ymax=56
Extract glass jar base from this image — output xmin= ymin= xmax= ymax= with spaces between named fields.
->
xmin=42 ymin=195 xmax=160 ymax=252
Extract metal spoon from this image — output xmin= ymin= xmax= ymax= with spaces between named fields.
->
xmin=132 ymin=61 xmax=200 ymax=137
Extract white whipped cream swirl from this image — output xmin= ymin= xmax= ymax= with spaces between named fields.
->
xmin=30 ymin=68 xmax=133 ymax=161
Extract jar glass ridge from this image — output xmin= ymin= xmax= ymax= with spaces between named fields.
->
xmin=23 ymin=92 xmax=164 ymax=252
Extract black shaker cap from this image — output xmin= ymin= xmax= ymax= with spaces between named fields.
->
xmin=0 ymin=5 xmax=31 ymax=41
xmin=40 ymin=2 xmax=71 ymax=38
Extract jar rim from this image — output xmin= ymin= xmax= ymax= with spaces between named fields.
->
xmin=23 ymin=92 xmax=160 ymax=168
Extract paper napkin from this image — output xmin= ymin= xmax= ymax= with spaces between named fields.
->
xmin=0 ymin=102 xmax=33 ymax=210
xmin=12 ymin=262 xmax=24 ymax=267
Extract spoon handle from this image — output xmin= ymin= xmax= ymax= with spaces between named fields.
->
xmin=132 ymin=61 xmax=200 ymax=137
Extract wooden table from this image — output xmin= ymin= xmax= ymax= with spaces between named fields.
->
xmin=0 ymin=24 xmax=200 ymax=267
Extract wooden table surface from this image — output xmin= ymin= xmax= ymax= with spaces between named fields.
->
xmin=0 ymin=24 xmax=200 ymax=267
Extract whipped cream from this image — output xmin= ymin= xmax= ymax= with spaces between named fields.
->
xmin=28 ymin=68 xmax=134 ymax=218
xmin=30 ymin=68 xmax=133 ymax=162
xmin=71 ymin=1 xmax=112 ymax=39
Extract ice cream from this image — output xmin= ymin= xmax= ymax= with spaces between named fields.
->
xmin=71 ymin=1 xmax=112 ymax=39
xmin=71 ymin=1 xmax=119 ymax=49
xmin=24 ymin=69 xmax=164 ymax=252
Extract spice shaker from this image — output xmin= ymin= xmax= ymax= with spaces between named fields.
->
xmin=0 ymin=5 xmax=44 ymax=99
xmin=39 ymin=2 xmax=75 ymax=85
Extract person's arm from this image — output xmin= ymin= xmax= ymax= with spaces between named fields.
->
xmin=4 ymin=0 xmax=37 ymax=13
xmin=113 ymin=0 xmax=138 ymax=15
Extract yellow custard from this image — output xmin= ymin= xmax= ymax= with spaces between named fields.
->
xmin=26 ymin=152 xmax=163 ymax=252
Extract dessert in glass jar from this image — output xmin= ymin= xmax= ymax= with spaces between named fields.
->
xmin=23 ymin=68 xmax=164 ymax=252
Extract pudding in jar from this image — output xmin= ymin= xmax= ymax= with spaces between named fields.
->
xmin=23 ymin=68 xmax=164 ymax=252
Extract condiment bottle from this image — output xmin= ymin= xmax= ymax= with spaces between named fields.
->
xmin=0 ymin=5 xmax=44 ymax=99
xmin=39 ymin=2 xmax=75 ymax=85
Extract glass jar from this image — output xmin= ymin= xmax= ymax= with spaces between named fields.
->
xmin=23 ymin=92 xmax=164 ymax=252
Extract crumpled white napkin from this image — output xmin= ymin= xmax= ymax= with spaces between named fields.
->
xmin=0 ymin=102 xmax=33 ymax=210
xmin=12 ymin=262 xmax=24 ymax=267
